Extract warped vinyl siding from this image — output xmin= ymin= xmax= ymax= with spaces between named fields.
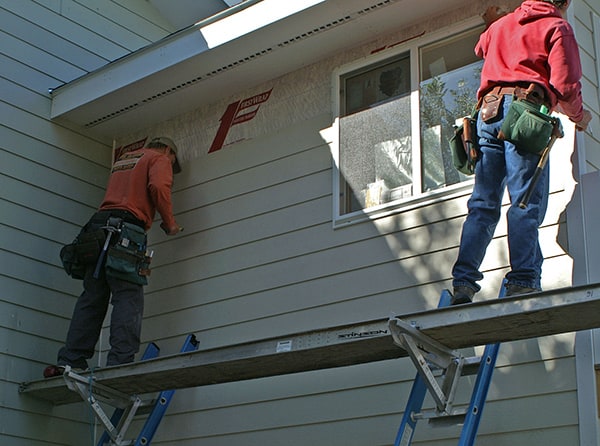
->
xmin=0 ymin=1 xmax=176 ymax=445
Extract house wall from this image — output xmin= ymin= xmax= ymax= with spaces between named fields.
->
xmin=2 ymin=1 xmax=596 ymax=446
xmin=124 ymin=115 xmax=580 ymax=444
xmin=0 ymin=1 xmax=173 ymax=444
xmin=572 ymin=0 xmax=600 ymax=171
xmin=112 ymin=1 xmax=582 ymax=444
xmin=571 ymin=1 xmax=600 ymax=445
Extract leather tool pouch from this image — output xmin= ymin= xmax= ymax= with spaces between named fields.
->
xmin=498 ymin=99 xmax=559 ymax=154
xmin=480 ymin=93 xmax=502 ymax=122
xmin=105 ymin=222 xmax=150 ymax=285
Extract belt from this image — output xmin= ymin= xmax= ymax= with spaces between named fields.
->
xmin=485 ymin=83 xmax=550 ymax=108
xmin=93 ymin=209 xmax=145 ymax=229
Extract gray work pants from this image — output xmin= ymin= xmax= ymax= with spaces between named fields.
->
xmin=57 ymin=264 xmax=144 ymax=368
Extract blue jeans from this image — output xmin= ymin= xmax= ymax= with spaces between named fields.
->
xmin=452 ymin=95 xmax=549 ymax=292
xmin=58 ymin=264 xmax=144 ymax=368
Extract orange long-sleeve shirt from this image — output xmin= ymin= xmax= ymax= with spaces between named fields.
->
xmin=99 ymin=148 xmax=176 ymax=231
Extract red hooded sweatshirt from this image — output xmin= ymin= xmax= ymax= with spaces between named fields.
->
xmin=476 ymin=0 xmax=585 ymax=123
xmin=99 ymin=148 xmax=177 ymax=231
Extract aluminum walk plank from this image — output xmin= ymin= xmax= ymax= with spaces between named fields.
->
xmin=19 ymin=283 xmax=600 ymax=405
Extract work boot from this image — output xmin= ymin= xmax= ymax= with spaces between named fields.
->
xmin=451 ymin=286 xmax=475 ymax=305
xmin=504 ymin=283 xmax=539 ymax=297
xmin=43 ymin=364 xmax=88 ymax=378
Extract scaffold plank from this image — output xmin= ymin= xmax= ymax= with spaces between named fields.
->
xmin=19 ymin=283 xmax=600 ymax=405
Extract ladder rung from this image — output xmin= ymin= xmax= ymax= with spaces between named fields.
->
xmin=427 ymin=411 xmax=467 ymax=427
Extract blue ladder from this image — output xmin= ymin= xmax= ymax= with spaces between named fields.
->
xmin=391 ymin=286 xmax=506 ymax=446
xmin=134 ymin=334 xmax=199 ymax=445
xmin=93 ymin=334 xmax=199 ymax=446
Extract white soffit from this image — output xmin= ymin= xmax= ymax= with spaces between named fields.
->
xmin=50 ymin=0 xmax=470 ymax=137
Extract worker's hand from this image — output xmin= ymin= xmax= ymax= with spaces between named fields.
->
xmin=575 ymin=109 xmax=592 ymax=132
xmin=160 ymin=222 xmax=183 ymax=235
xmin=481 ymin=5 xmax=509 ymax=27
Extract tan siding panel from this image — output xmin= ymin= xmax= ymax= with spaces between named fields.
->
xmin=0 ymin=174 xmax=95 ymax=227
xmin=58 ymin=0 xmax=160 ymax=51
xmin=1 ymin=274 xmax=77 ymax=319
xmin=0 ymin=7 xmax=107 ymax=72
xmin=0 ymin=0 xmax=195 ymax=445
xmin=71 ymin=0 xmax=173 ymax=41
xmin=3 ymin=0 xmax=133 ymax=62
xmin=0 ymin=29 xmax=86 ymax=83
xmin=1 ymin=125 xmax=109 ymax=192
xmin=0 ymin=101 xmax=110 ymax=165
xmin=0 ymin=53 xmax=60 ymax=96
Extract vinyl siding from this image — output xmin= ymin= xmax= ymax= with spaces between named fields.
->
xmin=0 ymin=1 xmax=173 ymax=445
xmin=108 ymin=46 xmax=578 ymax=444
xmin=573 ymin=0 xmax=600 ymax=171
xmin=571 ymin=1 xmax=600 ymax=438
xmin=2 ymin=1 xmax=596 ymax=446
xmin=143 ymin=157 xmax=575 ymax=443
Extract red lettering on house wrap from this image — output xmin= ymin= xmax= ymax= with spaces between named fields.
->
xmin=209 ymin=88 xmax=273 ymax=153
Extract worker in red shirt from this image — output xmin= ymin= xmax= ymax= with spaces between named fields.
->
xmin=451 ymin=0 xmax=592 ymax=305
xmin=45 ymin=137 xmax=183 ymax=377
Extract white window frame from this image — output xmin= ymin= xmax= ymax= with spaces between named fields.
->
xmin=331 ymin=18 xmax=482 ymax=228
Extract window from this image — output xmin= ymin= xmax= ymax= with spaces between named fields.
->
xmin=334 ymin=27 xmax=483 ymax=224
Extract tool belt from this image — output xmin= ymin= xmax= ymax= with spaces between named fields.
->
xmin=477 ymin=83 xmax=560 ymax=154
xmin=479 ymin=83 xmax=549 ymax=122
xmin=59 ymin=210 xmax=152 ymax=283
xmin=105 ymin=221 xmax=152 ymax=285
xmin=91 ymin=209 xmax=145 ymax=229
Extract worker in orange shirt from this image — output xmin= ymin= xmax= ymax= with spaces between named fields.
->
xmin=45 ymin=137 xmax=183 ymax=377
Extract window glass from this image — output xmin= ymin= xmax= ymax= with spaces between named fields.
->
xmin=336 ymin=27 xmax=483 ymax=220
xmin=420 ymin=29 xmax=482 ymax=192
xmin=339 ymin=54 xmax=411 ymax=213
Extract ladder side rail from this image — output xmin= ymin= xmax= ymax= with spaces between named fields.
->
xmin=458 ymin=282 xmax=507 ymax=445
xmin=393 ymin=290 xmax=453 ymax=446
xmin=394 ymin=378 xmax=428 ymax=446
xmin=458 ymin=342 xmax=500 ymax=446
xmin=134 ymin=334 xmax=199 ymax=446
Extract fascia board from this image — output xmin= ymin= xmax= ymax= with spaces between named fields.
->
xmin=50 ymin=0 xmax=327 ymax=120
xmin=50 ymin=28 xmax=209 ymax=119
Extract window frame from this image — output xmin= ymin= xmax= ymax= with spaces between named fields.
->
xmin=331 ymin=19 xmax=482 ymax=228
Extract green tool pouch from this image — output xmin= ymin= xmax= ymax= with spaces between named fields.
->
xmin=450 ymin=110 xmax=480 ymax=175
xmin=59 ymin=229 xmax=105 ymax=280
xmin=105 ymin=222 xmax=151 ymax=285
xmin=498 ymin=99 xmax=560 ymax=154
